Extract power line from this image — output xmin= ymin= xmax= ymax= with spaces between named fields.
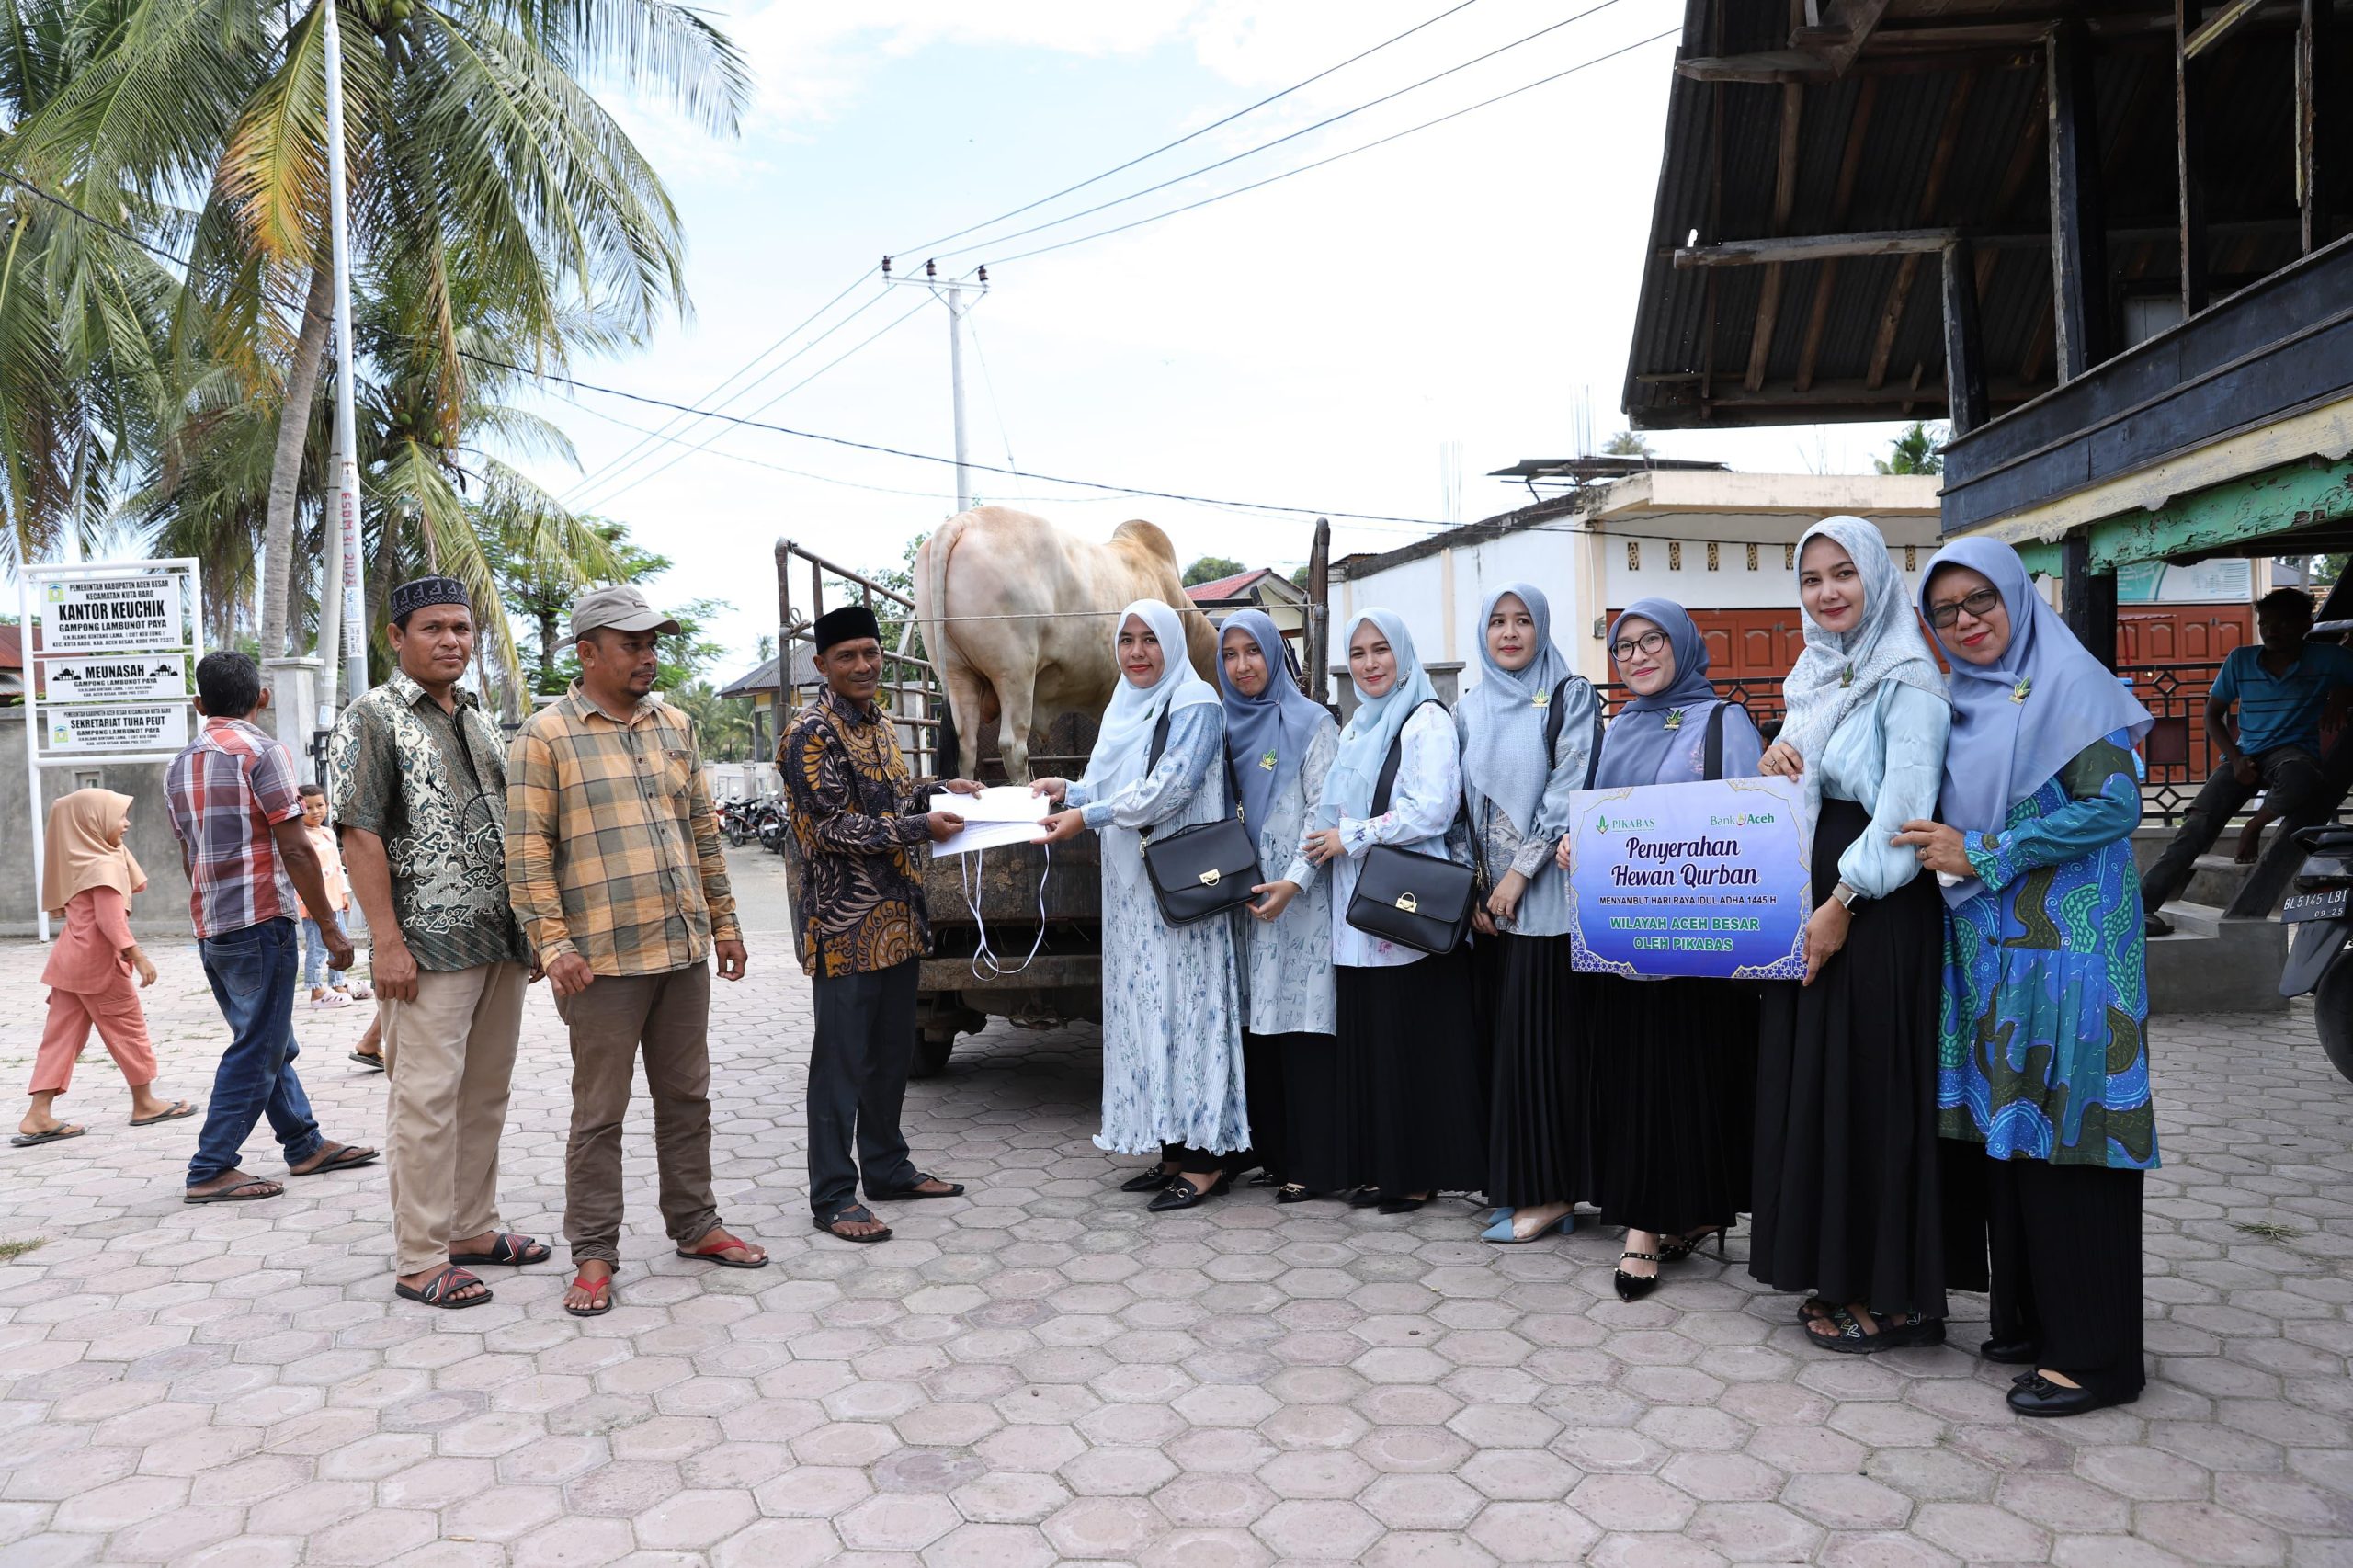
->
xmin=933 ymin=0 xmax=1631 ymax=266
xmin=889 ymin=0 xmax=1487 ymax=258
xmin=465 ymin=347 xmax=1453 ymax=528
xmin=988 ymin=26 xmax=1682 ymax=267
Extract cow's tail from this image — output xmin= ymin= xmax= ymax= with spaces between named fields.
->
xmin=919 ymin=510 xmax=969 ymax=680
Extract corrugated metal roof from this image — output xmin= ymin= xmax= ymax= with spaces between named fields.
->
xmin=1623 ymin=0 xmax=2317 ymax=432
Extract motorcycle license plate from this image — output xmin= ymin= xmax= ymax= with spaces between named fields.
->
xmin=2282 ymin=887 xmax=2352 ymax=923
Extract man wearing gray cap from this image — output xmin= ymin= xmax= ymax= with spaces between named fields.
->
xmin=506 ymin=583 xmax=763 ymax=1317
xmin=331 ymin=575 xmax=542 ymax=1310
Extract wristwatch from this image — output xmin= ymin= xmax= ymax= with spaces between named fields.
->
xmin=1830 ymin=881 xmax=1865 ymax=910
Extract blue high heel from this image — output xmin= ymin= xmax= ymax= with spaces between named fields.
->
xmin=1482 ymin=1208 xmax=1575 ymax=1244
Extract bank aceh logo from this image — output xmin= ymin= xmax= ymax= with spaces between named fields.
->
xmin=1709 ymin=811 xmax=1778 ymax=827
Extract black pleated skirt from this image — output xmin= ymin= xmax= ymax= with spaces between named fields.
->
xmin=1485 ymin=933 xmax=1591 ymax=1209
xmin=1986 ymin=1159 xmax=2146 ymax=1400
xmin=1588 ymin=972 xmax=1758 ymax=1236
xmin=1336 ymin=950 xmax=1487 ymax=1196
xmin=1750 ymin=798 xmax=1985 ymax=1315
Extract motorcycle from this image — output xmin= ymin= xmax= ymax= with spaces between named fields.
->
xmin=2278 ymin=824 xmax=2353 ymax=1084
xmin=755 ymin=798 xmax=790 ymax=855
xmin=720 ymin=797 xmax=759 ymax=848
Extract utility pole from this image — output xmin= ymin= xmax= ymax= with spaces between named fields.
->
xmin=882 ymin=258 xmax=988 ymax=514
xmin=319 ymin=0 xmax=367 ymax=720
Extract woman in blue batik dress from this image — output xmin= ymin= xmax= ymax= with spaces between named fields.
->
xmin=1895 ymin=537 xmax=2158 ymax=1418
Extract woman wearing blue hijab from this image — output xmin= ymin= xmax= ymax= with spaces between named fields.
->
xmin=1302 ymin=610 xmax=1485 ymax=1210
xmin=1457 ymin=585 xmax=1600 ymax=1244
xmin=1213 ymin=611 xmax=1342 ymax=1202
xmin=1567 ymin=598 xmax=1764 ymax=1301
xmin=1894 ymin=540 xmax=2156 ymax=1418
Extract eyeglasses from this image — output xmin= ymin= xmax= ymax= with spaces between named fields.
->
xmin=1609 ymin=629 xmax=1669 ymax=662
xmin=1926 ymin=586 xmax=2003 ymax=629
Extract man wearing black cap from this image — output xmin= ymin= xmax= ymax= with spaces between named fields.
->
xmin=780 ymin=604 xmax=980 ymax=1243
xmin=330 ymin=577 xmax=542 ymax=1309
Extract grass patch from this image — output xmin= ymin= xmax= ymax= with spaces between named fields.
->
xmin=0 ymin=1236 xmax=47 ymax=1262
xmin=2234 ymin=1220 xmax=2305 ymax=1243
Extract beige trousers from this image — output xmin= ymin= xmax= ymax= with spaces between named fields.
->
xmin=381 ymin=962 xmax=529 ymax=1275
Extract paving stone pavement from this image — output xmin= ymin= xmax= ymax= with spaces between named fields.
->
xmin=3 ymin=848 xmax=2351 ymax=1566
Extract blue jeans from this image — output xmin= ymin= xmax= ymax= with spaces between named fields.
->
xmin=301 ymin=917 xmax=346 ymax=990
xmin=189 ymin=917 xmax=324 ymax=1186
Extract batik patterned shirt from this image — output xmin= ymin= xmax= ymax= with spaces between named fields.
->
xmin=779 ymin=688 xmax=934 ymax=978
xmin=327 ymin=672 xmax=529 ymax=971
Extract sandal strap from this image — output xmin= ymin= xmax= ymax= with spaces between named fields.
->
xmin=424 ymin=1267 xmax=483 ymax=1304
xmin=1620 ymin=1250 xmax=1665 ymax=1264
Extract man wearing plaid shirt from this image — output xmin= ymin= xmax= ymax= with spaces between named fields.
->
xmin=166 ymin=652 xmax=379 ymax=1203
xmin=506 ymin=585 xmax=765 ymax=1317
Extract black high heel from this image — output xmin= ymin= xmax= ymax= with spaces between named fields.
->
xmin=1659 ymin=1223 xmax=1729 ymax=1264
xmin=1614 ymin=1249 xmax=1664 ymax=1302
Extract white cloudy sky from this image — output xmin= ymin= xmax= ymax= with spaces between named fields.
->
xmin=519 ymin=0 xmax=1908 ymax=676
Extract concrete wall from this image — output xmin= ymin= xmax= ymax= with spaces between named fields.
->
xmin=0 ymin=707 xmax=192 ymax=941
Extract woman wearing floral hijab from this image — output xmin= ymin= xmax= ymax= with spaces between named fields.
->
xmin=1752 ymin=517 xmax=1977 ymax=1353
xmin=1035 ymin=599 xmax=1249 ymax=1211
xmin=1896 ymin=539 xmax=2156 ymax=1417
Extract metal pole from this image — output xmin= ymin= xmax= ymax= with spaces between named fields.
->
xmin=947 ymin=288 xmax=971 ymax=514
xmin=19 ymin=565 xmax=48 ymax=942
xmin=323 ymin=0 xmax=367 ymax=710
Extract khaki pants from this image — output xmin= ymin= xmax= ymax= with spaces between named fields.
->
xmin=556 ymin=964 xmax=720 ymax=1266
xmin=381 ymin=962 xmax=529 ymax=1276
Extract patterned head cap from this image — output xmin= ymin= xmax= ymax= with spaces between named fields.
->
xmin=390 ymin=575 xmax=469 ymax=624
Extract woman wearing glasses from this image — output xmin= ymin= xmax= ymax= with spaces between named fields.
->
xmin=1459 ymin=585 xmax=1600 ymax=1244
xmin=1302 ymin=611 xmax=1486 ymax=1212
xmin=1563 ymin=599 xmax=1764 ymax=1299
xmin=1751 ymin=517 xmax=1978 ymax=1354
xmin=1894 ymin=540 xmax=2156 ymax=1417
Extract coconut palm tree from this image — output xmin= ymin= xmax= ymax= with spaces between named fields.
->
xmin=16 ymin=0 xmax=745 ymax=652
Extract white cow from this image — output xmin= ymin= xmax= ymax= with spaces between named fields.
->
xmin=915 ymin=506 xmax=1215 ymax=782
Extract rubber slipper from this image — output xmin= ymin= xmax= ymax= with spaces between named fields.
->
xmin=813 ymin=1205 xmax=892 ymax=1244
xmin=184 ymin=1176 xmax=281 ymax=1204
xmin=868 ymin=1174 xmax=963 ymax=1201
xmin=289 ymin=1143 xmax=379 ymax=1176
xmin=565 ymin=1274 xmax=615 ymax=1317
xmin=450 ymin=1233 xmax=551 ymax=1267
xmin=129 ymin=1102 xmax=197 ymax=1127
xmin=678 ymin=1228 xmax=769 ymax=1267
xmin=11 ymin=1124 xmax=86 ymax=1147
xmin=394 ymin=1267 xmax=491 ymax=1310
xmin=348 ymin=1051 xmax=385 ymax=1072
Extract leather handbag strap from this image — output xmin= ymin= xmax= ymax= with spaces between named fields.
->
xmin=1703 ymin=700 xmax=1730 ymax=781
xmin=1370 ymin=698 xmax=1449 ymax=816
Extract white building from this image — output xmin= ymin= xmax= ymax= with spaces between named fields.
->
xmin=1333 ymin=471 xmax=1946 ymax=687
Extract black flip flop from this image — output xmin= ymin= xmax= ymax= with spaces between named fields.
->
xmin=290 ymin=1143 xmax=379 ymax=1176
xmin=868 ymin=1174 xmax=964 ymax=1201
xmin=394 ymin=1267 xmax=492 ymax=1310
xmin=129 ymin=1102 xmax=198 ymax=1127
xmin=348 ymin=1052 xmax=385 ymax=1073
xmin=184 ymin=1176 xmax=281 ymax=1205
xmin=10 ymin=1125 xmax=86 ymax=1148
xmin=813 ymin=1204 xmax=893 ymax=1244
xmin=450 ymin=1233 xmax=551 ymax=1267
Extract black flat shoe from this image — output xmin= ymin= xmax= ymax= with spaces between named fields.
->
xmin=1376 ymin=1196 xmax=1426 ymax=1215
xmin=1147 ymin=1175 xmax=1231 ymax=1212
xmin=1614 ymin=1250 xmax=1663 ymax=1302
xmin=1980 ymin=1336 xmax=2040 ymax=1365
xmin=1347 ymin=1187 xmax=1385 ymax=1209
xmin=2008 ymin=1374 xmax=2135 ymax=1419
xmin=1275 ymin=1185 xmax=1316 ymax=1205
xmin=1120 ymin=1165 xmax=1177 ymax=1193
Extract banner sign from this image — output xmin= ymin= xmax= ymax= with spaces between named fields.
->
xmin=40 ymin=653 xmax=189 ymax=704
xmin=41 ymin=702 xmax=189 ymax=756
xmin=39 ymin=573 xmax=187 ymax=653
xmin=1563 ymin=773 xmax=1811 ymax=981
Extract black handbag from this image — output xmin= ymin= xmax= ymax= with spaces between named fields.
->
xmin=1138 ymin=709 xmax=1264 ymax=926
xmin=1345 ymin=699 xmax=1480 ymax=955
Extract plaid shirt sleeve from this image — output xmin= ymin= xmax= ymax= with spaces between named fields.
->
xmin=248 ymin=736 xmax=307 ymax=825
xmin=503 ymin=721 xmax=573 ymax=963
xmin=684 ymin=721 xmax=741 ymax=943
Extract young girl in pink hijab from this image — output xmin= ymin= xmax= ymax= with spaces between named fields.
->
xmin=14 ymin=789 xmax=194 ymax=1146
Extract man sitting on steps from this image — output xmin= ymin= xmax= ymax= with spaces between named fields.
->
xmin=2143 ymin=588 xmax=2353 ymax=937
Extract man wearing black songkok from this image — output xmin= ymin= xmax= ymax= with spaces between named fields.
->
xmin=779 ymin=604 xmax=981 ymax=1242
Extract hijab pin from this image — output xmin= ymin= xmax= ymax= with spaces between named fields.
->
xmin=1839 ymin=664 xmax=1854 ymax=688
xmin=2010 ymin=676 xmax=2032 ymax=705
xmin=1257 ymin=748 xmax=1278 ymax=771
xmin=1663 ymin=709 xmax=1684 ymax=732
xmin=1530 ymin=690 xmax=1550 ymax=708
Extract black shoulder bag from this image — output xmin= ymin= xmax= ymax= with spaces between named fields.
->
xmin=1345 ymin=699 xmax=1480 ymax=956
xmin=1139 ymin=708 xmax=1265 ymax=926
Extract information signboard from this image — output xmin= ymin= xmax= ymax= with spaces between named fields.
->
xmin=38 ymin=573 xmax=186 ymax=652
xmin=41 ymin=701 xmax=190 ymax=756
xmin=39 ymin=653 xmax=190 ymax=705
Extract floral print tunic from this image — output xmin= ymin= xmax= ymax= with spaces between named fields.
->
xmin=1234 ymin=718 xmax=1339 ymax=1038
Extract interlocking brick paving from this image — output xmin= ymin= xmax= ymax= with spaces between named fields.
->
xmin=2 ymin=847 xmax=2349 ymax=1566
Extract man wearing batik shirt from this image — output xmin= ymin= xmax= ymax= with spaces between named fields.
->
xmin=779 ymin=604 xmax=980 ymax=1244
xmin=331 ymin=575 xmax=545 ymax=1311
xmin=506 ymin=584 xmax=763 ymax=1316
xmin=166 ymin=652 xmax=377 ymax=1204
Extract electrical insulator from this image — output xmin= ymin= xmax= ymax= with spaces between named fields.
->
xmin=926 ymin=259 xmax=937 ymax=278
xmin=977 ymin=266 xmax=989 ymax=284
xmin=881 ymin=256 xmax=892 ymax=275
